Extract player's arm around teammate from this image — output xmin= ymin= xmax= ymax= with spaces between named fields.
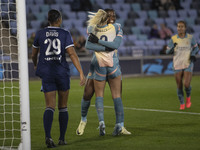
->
xmin=166 ymin=20 xmax=199 ymax=110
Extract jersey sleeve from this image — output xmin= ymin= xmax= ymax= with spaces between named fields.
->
xmin=65 ymin=31 xmax=74 ymax=49
xmin=191 ymin=36 xmax=199 ymax=56
xmin=32 ymin=31 xmax=40 ymax=48
xmin=98 ymin=36 xmax=122 ymax=49
xmin=113 ymin=23 xmax=123 ymax=37
xmin=166 ymin=39 xmax=174 ymax=54
xmin=87 ymin=26 xmax=93 ymax=34
xmin=85 ymin=38 xmax=106 ymax=51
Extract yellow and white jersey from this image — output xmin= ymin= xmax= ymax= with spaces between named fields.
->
xmin=93 ymin=24 xmax=117 ymax=67
xmin=169 ymin=34 xmax=196 ymax=70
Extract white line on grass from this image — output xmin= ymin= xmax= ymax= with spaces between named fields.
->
xmin=90 ymin=105 xmax=200 ymax=116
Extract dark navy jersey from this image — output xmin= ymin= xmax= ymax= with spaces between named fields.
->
xmin=33 ymin=26 xmax=74 ymax=78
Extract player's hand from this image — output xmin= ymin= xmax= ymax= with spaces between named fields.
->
xmin=105 ymin=47 xmax=115 ymax=51
xmin=88 ymin=33 xmax=99 ymax=43
xmin=79 ymin=73 xmax=86 ymax=86
xmin=169 ymin=43 xmax=177 ymax=54
xmin=174 ymin=42 xmax=177 ymax=48
xmin=190 ymin=56 xmax=196 ymax=63
xmin=34 ymin=65 xmax=37 ymax=70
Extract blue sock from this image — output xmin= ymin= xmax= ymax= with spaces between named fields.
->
xmin=59 ymin=107 xmax=68 ymax=141
xmin=177 ymin=89 xmax=184 ymax=104
xmin=81 ymin=98 xmax=90 ymax=122
xmin=185 ymin=86 xmax=192 ymax=98
xmin=113 ymin=97 xmax=124 ymax=124
xmin=43 ymin=107 xmax=54 ymax=138
xmin=95 ymin=97 xmax=104 ymax=122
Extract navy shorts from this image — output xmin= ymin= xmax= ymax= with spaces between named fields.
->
xmin=41 ymin=75 xmax=70 ymax=93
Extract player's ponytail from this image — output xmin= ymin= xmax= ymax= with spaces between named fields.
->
xmin=87 ymin=9 xmax=108 ymax=32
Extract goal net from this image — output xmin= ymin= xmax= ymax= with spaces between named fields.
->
xmin=0 ymin=0 xmax=30 ymax=149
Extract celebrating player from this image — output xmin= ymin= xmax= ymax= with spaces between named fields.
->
xmin=166 ymin=20 xmax=199 ymax=110
xmin=76 ymin=9 xmax=121 ymax=136
xmin=77 ymin=9 xmax=131 ymax=136
xmin=32 ymin=9 xmax=85 ymax=148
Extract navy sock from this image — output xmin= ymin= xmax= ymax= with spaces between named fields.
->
xmin=81 ymin=98 xmax=90 ymax=122
xmin=59 ymin=107 xmax=68 ymax=141
xmin=185 ymin=86 xmax=192 ymax=98
xmin=95 ymin=97 xmax=104 ymax=122
xmin=43 ymin=107 xmax=54 ymax=138
xmin=113 ymin=97 xmax=124 ymax=124
xmin=177 ymin=89 xmax=184 ymax=104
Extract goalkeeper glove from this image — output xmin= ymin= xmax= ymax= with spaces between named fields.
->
xmin=169 ymin=42 xmax=177 ymax=54
xmin=174 ymin=42 xmax=177 ymax=48
xmin=190 ymin=56 xmax=196 ymax=63
xmin=88 ymin=33 xmax=99 ymax=43
xmin=105 ymin=47 xmax=115 ymax=51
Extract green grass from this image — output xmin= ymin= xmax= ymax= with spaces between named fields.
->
xmin=29 ymin=76 xmax=200 ymax=150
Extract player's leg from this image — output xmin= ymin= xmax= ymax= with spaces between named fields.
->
xmin=77 ymin=63 xmax=95 ymax=135
xmin=82 ymin=78 xmax=94 ymax=121
xmin=174 ymin=71 xmax=185 ymax=109
xmin=108 ymin=75 xmax=131 ymax=136
xmin=44 ymin=91 xmax=56 ymax=148
xmin=76 ymin=78 xmax=94 ymax=135
xmin=94 ymin=79 xmax=106 ymax=136
xmin=57 ymin=90 xmax=69 ymax=145
xmin=183 ymin=71 xmax=192 ymax=108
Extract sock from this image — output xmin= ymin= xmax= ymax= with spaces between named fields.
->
xmin=43 ymin=107 xmax=54 ymax=138
xmin=185 ymin=86 xmax=192 ymax=98
xmin=95 ymin=97 xmax=104 ymax=122
xmin=177 ymin=89 xmax=184 ymax=104
xmin=81 ymin=98 xmax=90 ymax=122
xmin=113 ymin=97 xmax=124 ymax=124
xmin=59 ymin=107 xmax=68 ymax=141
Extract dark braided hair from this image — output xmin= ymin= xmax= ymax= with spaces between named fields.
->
xmin=48 ymin=9 xmax=61 ymax=24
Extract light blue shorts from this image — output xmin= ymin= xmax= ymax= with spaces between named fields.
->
xmin=87 ymin=63 xmax=95 ymax=79
xmin=174 ymin=63 xmax=194 ymax=73
xmin=93 ymin=64 xmax=121 ymax=81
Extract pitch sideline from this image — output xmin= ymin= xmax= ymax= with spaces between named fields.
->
xmin=90 ymin=105 xmax=200 ymax=116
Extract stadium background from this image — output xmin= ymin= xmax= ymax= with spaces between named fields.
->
xmin=1 ymin=0 xmax=200 ymax=79
xmin=25 ymin=0 xmax=199 ymax=77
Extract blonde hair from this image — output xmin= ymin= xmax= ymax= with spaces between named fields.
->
xmin=87 ymin=9 xmax=108 ymax=31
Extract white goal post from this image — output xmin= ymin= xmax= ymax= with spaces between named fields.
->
xmin=0 ymin=0 xmax=31 ymax=149
xmin=16 ymin=0 xmax=31 ymax=149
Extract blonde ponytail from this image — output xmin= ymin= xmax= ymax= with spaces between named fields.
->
xmin=87 ymin=9 xmax=108 ymax=32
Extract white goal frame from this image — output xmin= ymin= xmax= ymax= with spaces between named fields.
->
xmin=16 ymin=0 xmax=31 ymax=149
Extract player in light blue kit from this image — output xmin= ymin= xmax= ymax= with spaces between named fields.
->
xmin=32 ymin=9 xmax=85 ymax=148
xmin=166 ymin=20 xmax=199 ymax=110
xmin=76 ymin=9 xmax=128 ymax=136
xmin=77 ymin=9 xmax=131 ymax=136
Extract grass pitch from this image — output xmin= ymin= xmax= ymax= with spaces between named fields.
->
xmin=30 ymin=76 xmax=200 ymax=150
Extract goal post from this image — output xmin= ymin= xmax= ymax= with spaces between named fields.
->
xmin=0 ymin=0 xmax=31 ymax=149
xmin=16 ymin=0 xmax=31 ymax=149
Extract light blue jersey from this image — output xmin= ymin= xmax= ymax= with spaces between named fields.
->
xmin=85 ymin=23 xmax=123 ymax=80
xmin=167 ymin=33 xmax=198 ymax=71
